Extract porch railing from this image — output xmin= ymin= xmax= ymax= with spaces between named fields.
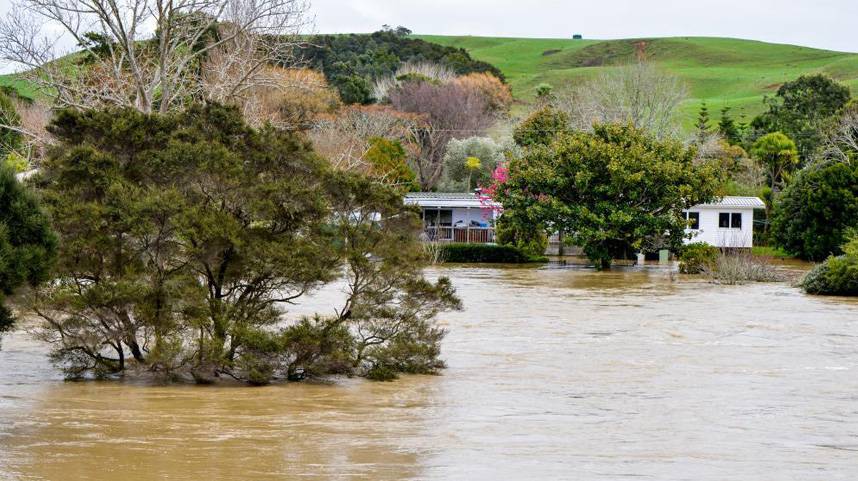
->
xmin=423 ymin=226 xmax=495 ymax=244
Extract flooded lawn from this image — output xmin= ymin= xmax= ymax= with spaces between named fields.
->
xmin=1 ymin=264 xmax=857 ymax=480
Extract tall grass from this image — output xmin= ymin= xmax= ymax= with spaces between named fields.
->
xmin=422 ymin=241 xmax=447 ymax=265
xmin=703 ymin=252 xmax=785 ymax=285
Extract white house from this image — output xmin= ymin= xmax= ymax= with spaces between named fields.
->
xmin=682 ymin=196 xmax=765 ymax=249
xmin=405 ymin=193 xmax=765 ymax=250
xmin=404 ymin=192 xmax=501 ymax=243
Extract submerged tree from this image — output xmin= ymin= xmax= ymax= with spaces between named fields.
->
xmin=0 ymin=165 xmax=56 ymax=348
xmin=493 ymin=123 xmax=722 ymax=269
xmin=30 ymin=104 xmax=459 ymax=382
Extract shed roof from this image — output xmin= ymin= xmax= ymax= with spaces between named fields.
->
xmin=694 ymin=196 xmax=766 ymax=209
xmin=404 ymin=192 xmax=500 ymax=209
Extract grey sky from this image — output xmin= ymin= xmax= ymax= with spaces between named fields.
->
xmin=0 ymin=0 xmax=854 ymax=57
xmin=311 ymin=0 xmax=858 ymax=52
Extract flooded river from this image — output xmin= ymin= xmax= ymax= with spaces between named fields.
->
xmin=1 ymin=264 xmax=858 ymax=480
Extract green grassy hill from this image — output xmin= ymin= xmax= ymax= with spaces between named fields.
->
xmin=417 ymin=35 xmax=858 ymax=128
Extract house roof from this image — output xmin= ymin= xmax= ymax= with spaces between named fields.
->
xmin=404 ymin=192 xmax=500 ymax=209
xmin=405 ymin=193 xmax=764 ymax=210
xmin=694 ymin=196 xmax=766 ymax=209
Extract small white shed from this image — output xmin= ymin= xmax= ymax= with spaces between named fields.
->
xmin=404 ymin=192 xmax=501 ymax=243
xmin=683 ymin=196 xmax=765 ymax=249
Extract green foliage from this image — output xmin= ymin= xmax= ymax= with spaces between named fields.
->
xmin=751 ymin=74 xmax=851 ymax=162
xmin=335 ymin=75 xmax=374 ymax=104
xmin=364 ymin=137 xmax=419 ymax=192
xmin=513 ymin=107 xmax=570 ymax=148
xmin=535 ymin=83 xmax=554 ymax=101
xmin=0 ymin=91 xmax=22 ymax=157
xmin=802 ymin=234 xmax=858 ymax=296
xmin=0 ymin=165 xmax=57 ymax=342
xmin=495 ymin=214 xmax=549 ymax=258
xmin=438 ymin=243 xmax=544 ymax=263
xmin=33 ymin=104 xmax=460 ymax=383
xmin=3 ymin=153 xmax=28 ymax=174
xmin=499 ymin=123 xmax=722 ymax=269
xmin=772 ymin=162 xmax=858 ymax=261
xmin=695 ymin=101 xmax=710 ymax=138
xmin=678 ymin=242 xmax=719 ymax=274
xmin=718 ymin=107 xmax=742 ymax=145
xmin=751 ymin=132 xmax=799 ymax=191
xmin=300 ymin=30 xmax=504 ymax=105
xmin=77 ymin=32 xmax=115 ymax=63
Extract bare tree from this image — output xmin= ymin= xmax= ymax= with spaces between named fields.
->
xmin=389 ymin=80 xmax=498 ymax=190
xmin=0 ymin=0 xmax=312 ymax=114
xmin=311 ymin=105 xmax=423 ymax=173
xmin=823 ymin=109 xmax=858 ymax=165
xmin=557 ymin=62 xmax=687 ymax=139
xmin=0 ymin=95 xmax=51 ymax=168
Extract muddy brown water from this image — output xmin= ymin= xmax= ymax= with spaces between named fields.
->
xmin=1 ymin=263 xmax=858 ymax=480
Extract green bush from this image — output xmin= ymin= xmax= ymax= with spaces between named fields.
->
xmin=495 ymin=216 xmax=549 ymax=258
xmin=678 ymin=242 xmax=719 ymax=274
xmin=438 ymin=243 xmax=545 ymax=263
xmin=801 ymin=255 xmax=858 ymax=296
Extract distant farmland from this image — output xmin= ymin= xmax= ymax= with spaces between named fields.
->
xmin=417 ymin=35 xmax=858 ymax=128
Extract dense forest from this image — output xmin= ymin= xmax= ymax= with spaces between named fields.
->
xmin=299 ymin=27 xmax=505 ymax=104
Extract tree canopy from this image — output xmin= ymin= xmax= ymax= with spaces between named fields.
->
xmin=751 ymin=74 xmax=851 ymax=162
xmin=751 ymin=132 xmax=800 ymax=192
xmin=301 ymin=29 xmax=504 ymax=105
xmin=772 ymin=161 xmax=858 ymax=261
xmin=0 ymin=165 xmax=56 ymax=343
xmin=494 ymin=123 xmax=722 ymax=268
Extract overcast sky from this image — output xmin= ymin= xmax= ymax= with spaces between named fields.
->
xmin=311 ymin=0 xmax=857 ymax=52
xmin=0 ymin=0 xmax=854 ymax=62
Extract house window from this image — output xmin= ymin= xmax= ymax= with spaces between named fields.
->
xmin=731 ymin=213 xmax=742 ymax=229
xmin=685 ymin=212 xmax=700 ymax=230
xmin=424 ymin=209 xmax=453 ymax=226
xmin=719 ymin=212 xmax=742 ymax=229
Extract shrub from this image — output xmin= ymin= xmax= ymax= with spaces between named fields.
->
xmin=801 ymin=235 xmax=858 ymax=296
xmin=438 ymin=243 xmax=545 ymax=263
xmin=801 ymin=256 xmax=858 ymax=296
xmin=704 ymin=252 xmax=785 ymax=285
xmin=495 ymin=216 xmax=549 ymax=258
xmin=678 ymin=242 xmax=718 ymax=274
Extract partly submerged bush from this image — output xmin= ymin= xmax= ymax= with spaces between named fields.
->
xmin=495 ymin=216 xmax=549 ymax=258
xmin=439 ymin=243 xmax=546 ymax=263
xmin=678 ymin=242 xmax=719 ymax=274
xmin=801 ymin=236 xmax=858 ymax=296
xmin=704 ymin=252 xmax=785 ymax=285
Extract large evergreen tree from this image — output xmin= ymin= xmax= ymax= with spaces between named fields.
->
xmin=31 ymin=104 xmax=459 ymax=382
